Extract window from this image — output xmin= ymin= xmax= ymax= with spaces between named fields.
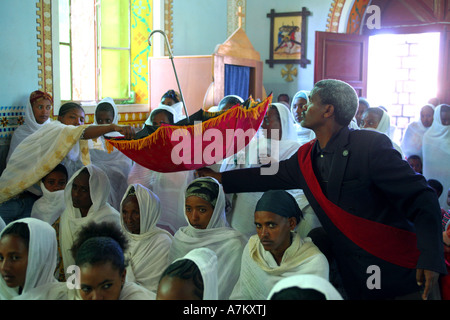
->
xmin=58 ymin=0 xmax=131 ymax=103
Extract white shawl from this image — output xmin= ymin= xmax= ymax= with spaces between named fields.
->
xmin=401 ymin=104 xmax=435 ymax=159
xmin=229 ymin=232 xmax=329 ymax=300
xmin=267 ymin=274 xmax=343 ymax=300
xmin=169 ymin=178 xmax=247 ymax=299
xmin=59 ymin=164 xmax=121 ymax=272
xmin=172 ymin=248 xmax=219 ymax=300
xmin=30 ymin=181 xmax=65 ymax=225
xmin=6 ymin=99 xmax=52 ymax=162
xmin=0 ymin=218 xmax=59 ymax=300
xmin=423 ymin=104 xmax=450 ymax=211
xmin=89 ymin=97 xmax=133 ymax=211
xmin=120 ymin=184 xmax=173 ymax=293
xmin=0 ymin=121 xmax=90 ymax=203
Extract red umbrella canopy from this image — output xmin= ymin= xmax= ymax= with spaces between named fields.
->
xmin=105 ymin=95 xmax=272 ymax=173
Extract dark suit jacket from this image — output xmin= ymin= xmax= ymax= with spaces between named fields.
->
xmin=222 ymin=127 xmax=446 ymax=299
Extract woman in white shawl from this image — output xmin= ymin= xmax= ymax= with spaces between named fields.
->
xmin=291 ymin=90 xmax=315 ymax=146
xmin=89 ymin=97 xmax=133 ymax=211
xmin=6 ymin=90 xmax=53 ymax=163
xmin=120 ymin=184 xmax=173 ymax=293
xmin=423 ymin=104 xmax=450 ymax=211
xmin=229 ymin=190 xmax=329 ymax=300
xmin=0 ymin=218 xmax=67 ymax=300
xmin=157 ymin=247 xmax=218 ymax=300
xmin=59 ymin=164 xmax=121 ymax=274
xmin=267 ymin=274 xmax=343 ymax=300
xmin=361 ymin=107 xmax=405 ymax=158
xmin=128 ymin=105 xmax=195 ymax=234
xmin=0 ymin=102 xmax=135 ymax=204
xmin=169 ymin=177 xmax=247 ymax=299
xmin=401 ymin=104 xmax=435 ymax=159
xmin=224 ymin=103 xmax=320 ymax=239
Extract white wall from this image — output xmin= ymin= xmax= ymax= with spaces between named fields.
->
xmin=171 ymin=0 xmax=334 ymax=101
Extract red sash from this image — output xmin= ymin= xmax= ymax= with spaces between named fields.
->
xmin=298 ymin=141 xmax=420 ymax=269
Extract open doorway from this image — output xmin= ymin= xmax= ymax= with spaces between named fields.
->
xmin=366 ymin=32 xmax=441 ymax=143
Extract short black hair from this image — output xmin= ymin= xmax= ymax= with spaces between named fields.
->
xmin=70 ymin=221 xmax=129 ymax=273
xmin=270 ymin=287 xmax=327 ymax=300
xmin=95 ymin=102 xmax=115 ymax=118
xmin=159 ymin=259 xmax=204 ymax=299
xmin=428 ymin=179 xmax=443 ymax=196
xmin=59 ymin=102 xmax=84 ymax=117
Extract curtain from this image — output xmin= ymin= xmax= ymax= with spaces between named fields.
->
xmin=224 ymin=64 xmax=250 ymax=99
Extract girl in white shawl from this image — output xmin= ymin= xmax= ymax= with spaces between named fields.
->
xmin=6 ymin=90 xmax=53 ymax=162
xmin=291 ymin=90 xmax=316 ymax=146
xmin=0 ymin=218 xmax=65 ymax=300
xmin=423 ymin=104 xmax=450 ymax=211
xmin=267 ymin=274 xmax=343 ymax=300
xmin=169 ymin=177 xmax=247 ymax=300
xmin=67 ymin=220 xmax=155 ymax=300
xmin=229 ymin=190 xmax=329 ymax=300
xmin=128 ymin=105 xmax=195 ymax=234
xmin=401 ymin=104 xmax=435 ymax=159
xmin=224 ymin=103 xmax=320 ymax=239
xmin=59 ymin=164 xmax=121 ymax=274
xmin=361 ymin=107 xmax=405 ymax=158
xmin=157 ymin=247 xmax=218 ymax=300
xmin=89 ymin=97 xmax=133 ymax=211
xmin=120 ymin=184 xmax=173 ymax=293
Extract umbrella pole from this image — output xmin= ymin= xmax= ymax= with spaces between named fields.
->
xmin=148 ymin=30 xmax=190 ymax=122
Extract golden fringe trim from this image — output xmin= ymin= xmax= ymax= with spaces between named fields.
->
xmin=105 ymin=94 xmax=273 ymax=152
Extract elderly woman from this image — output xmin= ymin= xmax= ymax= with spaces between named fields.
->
xmin=423 ymin=104 xmax=450 ymax=211
xmin=168 ymin=177 xmax=247 ymax=299
xmin=119 ymin=184 xmax=173 ymax=293
xmin=401 ymin=104 xmax=435 ymax=159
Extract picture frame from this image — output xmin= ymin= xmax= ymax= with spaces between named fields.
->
xmin=266 ymin=7 xmax=311 ymax=68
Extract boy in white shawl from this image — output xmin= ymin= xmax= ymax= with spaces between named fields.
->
xmin=120 ymin=184 xmax=173 ymax=293
xmin=230 ymin=190 xmax=329 ymax=300
xmin=169 ymin=177 xmax=247 ymax=299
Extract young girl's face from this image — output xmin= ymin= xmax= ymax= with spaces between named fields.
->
xmin=43 ymin=171 xmax=67 ymax=192
xmin=31 ymin=98 xmax=52 ymax=124
xmin=58 ymin=108 xmax=85 ymax=126
xmin=0 ymin=234 xmax=28 ymax=289
xmin=79 ymin=262 xmax=125 ymax=300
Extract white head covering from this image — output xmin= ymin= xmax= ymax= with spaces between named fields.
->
xmin=90 ymin=97 xmax=133 ymax=211
xmin=422 ymin=104 xmax=450 ymax=210
xmin=267 ymin=274 xmax=343 ymax=300
xmin=145 ymin=103 xmax=180 ymax=126
xmin=0 ymin=218 xmax=58 ymax=300
xmin=6 ymin=97 xmax=52 ymax=162
xmin=0 ymin=217 xmax=5 ymax=232
xmin=30 ymin=181 xmax=65 ymax=225
xmin=169 ymin=177 xmax=247 ymax=299
xmin=401 ymin=104 xmax=435 ymax=159
xmin=120 ymin=184 xmax=173 ymax=292
xmin=172 ymin=248 xmax=219 ymax=300
xmin=59 ymin=164 xmax=121 ymax=272
xmin=290 ymin=90 xmax=316 ymax=145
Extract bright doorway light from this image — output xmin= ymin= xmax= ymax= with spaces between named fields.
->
xmin=367 ymin=32 xmax=440 ymax=140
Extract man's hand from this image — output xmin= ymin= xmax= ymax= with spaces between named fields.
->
xmin=416 ymin=269 xmax=439 ymax=300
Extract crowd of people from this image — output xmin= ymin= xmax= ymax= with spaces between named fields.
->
xmin=0 ymin=80 xmax=448 ymax=301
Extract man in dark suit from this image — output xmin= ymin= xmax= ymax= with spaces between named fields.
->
xmin=197 ymin=79 xmax=446 ymax=300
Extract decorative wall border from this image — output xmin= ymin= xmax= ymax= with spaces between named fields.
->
xmin=36 ymin=0 xmax=54 ymax=100
xmin=164 ymin=0 xmax=174 ymax=56
xmin=326 ymin=0 xmax=347 ymax=32
xmin=346 ymin=0 xmax=370 ymax=34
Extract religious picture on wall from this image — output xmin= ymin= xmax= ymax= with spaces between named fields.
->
xmin=266 ymin=8 xmax=311 ymax=68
